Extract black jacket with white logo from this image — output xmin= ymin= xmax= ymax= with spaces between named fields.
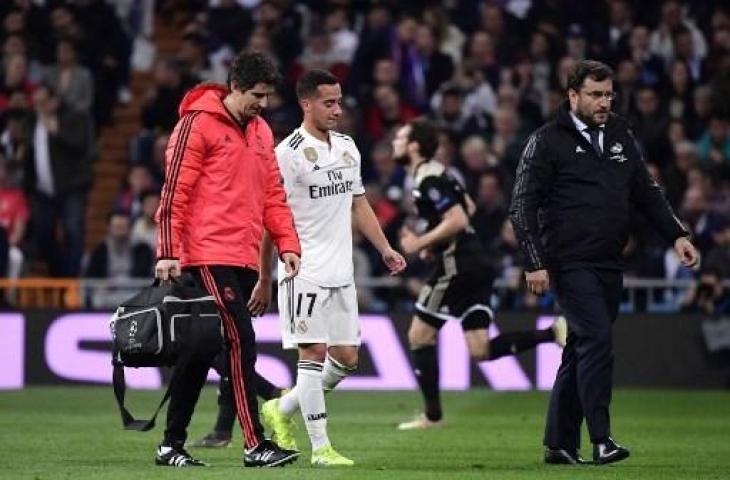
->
xmin=509 ymin=103 xmax=688 ymax=272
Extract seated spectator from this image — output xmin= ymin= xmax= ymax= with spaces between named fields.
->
xmin=679 ymin=186 xmax=726 ymax=255
xmin=680 ymin=267 xmax=730 ymax=315
xmin=703 ymin=218 xmax=730 ymax=279
xmin=177 ymin=32 xmax=214 ymax=82
xmin=626 ymin=24 xmax=665 ymax=87
xmin=71 ymin=0 xmax=133 ymax=115
xmin=253 ymin=0 xmax=301 ymax=67
xmin=614 ymin=58 xmax=640 ymax=116
xmin=697 ymin=114 xmax=730 ymax=168
xmin=0 ymin=54 xmax=36 ymax=110
xmin=495 ymin=81 xmax=542 ymax=135
xmin=411 ymin=23 xmax=454 ymax=109
xmin=206 ymin=0 xmax=253 ymax=54
xmin=530 ymin=32 xmax=556 ymax=92
xmin=2 ymin=34 xmax=43 ymax=83
xmin=463 ymin=30 xmax=500 ymax=88
xmin=141 ymin=57 xmax=195 ymax=134
xmin=85 ymin=210 xmax=153 ymax=279
xmin=665 ymin=59 xmax=695 ymax=122
xmin=444 ymin=59 xmax=497 ymax=120
xmin=262 ymin=89 xmax=300 ymax=140
xmin=553 ymin=55 xmax=576 ymax=91
xmin=352 ymin=228 xmax=382 ymax=311
xmin=471 ymin=170 xmax=507 ymax=249
xmin=489 ymin=107 xmax=523 ymax=176
xmin=490 ymin=218 xmax=531 ymax=308
xmin=115 ymin=164 xmax=156 ymax=221
xmin=147 ymin=133 xmax=169 ymax=185
xmin=131 ymin=190 xmax=160 ymax=252
xmin=42 ymin=38 xmax=94 ymax=113
xmin=365 ymin=84 xmax=419 ymax=140
xmin=363 ymin=183 xmax=400 ymax=239
xmin=0 ymin=108 xmax=30 ymax=187
xmin=429 ymin=83 xmax=490 ymax=143
xmin=422 ymin=3 xmax=466 ymax=64
xmin=356 ymin=57 xmax=399 ymax=110
xmin=288 ymin=26 xmax=349 ymax=87
xmin=672 ymin=25 xmax=707 ymax=83
xmin=565 ymin=23 xmax=588 ymax=61
xmin=433 ymin=129 xmax=466 ymax=187
xmin=687 ymin=84 xmax=713 ymax=139
xmin=663 ymin=140 xmax=699 ymax=208
xmin=649 ymin=0 xmax=707 ymax=66
xmin=325 ymin=7 xmax=359 ymax=65
xmin=630 ymin=85 xmax=671 ymax=167
xmin=0 ymin=160 xmax=28 ymax=279
xmin=458 ymin=135 xmax=496 ymax=195
xmin=368 ymin=141 xmax=405 ymax=203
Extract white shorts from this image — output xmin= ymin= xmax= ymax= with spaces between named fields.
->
xmin=277 ymin=277 xmax=360 ymax=350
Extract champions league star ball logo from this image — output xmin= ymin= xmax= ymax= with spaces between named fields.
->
xmin=223 ymin=287 xmax=236 ymax=302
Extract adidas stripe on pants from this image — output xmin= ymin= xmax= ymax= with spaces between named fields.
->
xmin=165 ymin=266 xmax=265 ymax=449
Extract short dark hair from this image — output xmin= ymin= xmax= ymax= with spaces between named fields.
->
xmin=407 ymin=119 xmax=440 ymax=159
xmin=107 ymin=209 xmax=131 ymax=223
xmin=227 ymin=51 xmax=282 ymax=92
xmin=566 ymin=60 xmax=614 ymax=92
xmin=296 ymin=69 xmax=339 ymax=99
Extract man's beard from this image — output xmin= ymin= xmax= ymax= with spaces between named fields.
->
xmin=576 ymin=104 xmax=608 ymax=127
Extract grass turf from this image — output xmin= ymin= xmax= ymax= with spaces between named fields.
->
xmin=1 ymin=387 xmax=729 ymax=479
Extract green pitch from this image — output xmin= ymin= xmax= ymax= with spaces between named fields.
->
xmin=1 ymin=387 xmax=729 ymax=479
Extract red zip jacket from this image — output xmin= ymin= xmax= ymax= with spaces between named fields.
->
xmin=155 ymin=83 xmax=300 ymax=269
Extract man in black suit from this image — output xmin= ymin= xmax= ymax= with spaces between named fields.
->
xmin=510 ymin=60 xmax=699 ymax=465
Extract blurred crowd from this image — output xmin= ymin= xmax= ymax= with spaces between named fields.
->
xmin=0 ymin=0 xmax=729 ymax=313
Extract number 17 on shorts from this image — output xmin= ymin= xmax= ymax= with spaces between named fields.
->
xmin=277 ymin=277 xmax=360 ymax=350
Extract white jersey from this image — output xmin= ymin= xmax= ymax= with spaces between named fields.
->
xmin=275 ymin=126 xmax=365 ymax=287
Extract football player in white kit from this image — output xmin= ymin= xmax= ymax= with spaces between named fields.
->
xmin=260 ymin=69 xmax=407 ymax=467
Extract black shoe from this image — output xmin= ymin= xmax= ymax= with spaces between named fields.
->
xmin=243 ymin=439 xmax=300 ymax=467
xmin=593 ymin=437 xmax=630 ymax=465
xmin=187 ymin=430 xmax=232 ymax=448
xmin=155 ymin=444 xmax=208 ymax=467
xmin=544 ymin=447 xmax=588 ymax=465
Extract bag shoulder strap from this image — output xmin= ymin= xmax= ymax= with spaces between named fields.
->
xmin=112 ymin=347 xmax=194 ymax=432
xmin=112 ymin=364 xmax=174 ymax=431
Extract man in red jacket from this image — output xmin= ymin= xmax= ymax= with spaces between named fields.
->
xmin=154 ymin=52 xmax=301 ymax=468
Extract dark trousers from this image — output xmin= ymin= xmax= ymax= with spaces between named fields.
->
xmin=32 ymin=190 xmax=87 ymax=277
xmin=544 ymin=267 xmax=622 ymax=450
xmin=164 ymin=265 xmax=264 ymax=449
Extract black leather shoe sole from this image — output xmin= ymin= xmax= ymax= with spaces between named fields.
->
xmin=594 ymin=447 xmax=630 ymax=465
xmin=545 ymin=448 xmax=589 ymax=465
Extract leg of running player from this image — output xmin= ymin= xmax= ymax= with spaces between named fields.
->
xmin=398 ymin=315 xmax=443 ymax=430
xmin=464 ymin=310 xmax=567 ymax=361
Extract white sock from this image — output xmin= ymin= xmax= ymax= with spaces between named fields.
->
xmin=278 ymin=355 xmax=357 ymax=416
xmin=278 ymin=386 xmax=299 ymax=417
xmin=322 ymin=355 xmax=356 ymax=392
xmin=296 ymin=360 xmax=329 ymax=450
